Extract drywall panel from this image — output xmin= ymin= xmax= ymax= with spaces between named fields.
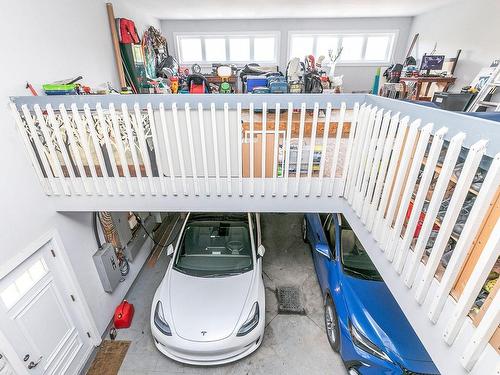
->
xmin=161 ymin=17 xmax=413 ymax=92
xmin=55 ymin=212 xmax=153 ymax=334
xmin=407 ymin=0 xmax=500 ymax=91
xmin=0 ymin=0 xmax=159 ymax=337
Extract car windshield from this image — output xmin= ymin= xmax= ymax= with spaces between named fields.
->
xmin=340 ymin=218 xmax=382 ymax=281
xmin=173 ymin=220 xmax=253 ymax=277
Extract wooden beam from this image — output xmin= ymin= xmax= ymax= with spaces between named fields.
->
xmin=452 ymin=187 xmax=500 ymax=298
xmin=106 ymin=3 xmax=126 ymax=88
xmin=242 ymin=121 xmax=351 ymax=138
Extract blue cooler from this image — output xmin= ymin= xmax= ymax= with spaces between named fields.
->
xmin=268 ymin=76 xmax=288 ymax=93
xmin=246 ymin=76 xmax=269 ymax=93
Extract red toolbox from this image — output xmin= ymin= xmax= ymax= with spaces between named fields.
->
xmin=114 ymin=300 xmax=134 ymax=329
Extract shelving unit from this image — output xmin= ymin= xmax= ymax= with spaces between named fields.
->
xmin=403 ymin=150 xmax=488 ymax=284
xmin=422 ymin=157 xmax=480 ymax=196
xmin=402 ymin=148 xmax=499 ymax=353
xmin=433 ymin=216 xmax=460 ymax=242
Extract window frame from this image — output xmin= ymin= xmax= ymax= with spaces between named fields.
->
xmin=250 ymin=214 xmax=258 ymax=249
xmin=323 ymin=215 xmax=336 ymax=259
xmin=174 ymin=31 xmax=281 ymax=66
xmin=287 ymin=30 xmax=398 ymax=66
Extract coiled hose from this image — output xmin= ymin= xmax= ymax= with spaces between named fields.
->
xmin=97 ymin=212 xmax=130 ymax=277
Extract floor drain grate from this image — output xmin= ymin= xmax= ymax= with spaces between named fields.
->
xmin=276 ymin=286 xmax=305 ymax=314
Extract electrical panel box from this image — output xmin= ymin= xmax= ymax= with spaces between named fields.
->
xmin=93 ymin=243 xmax=121 ymax=293
xmin=110 ymin=212 xmax=133 ymax=248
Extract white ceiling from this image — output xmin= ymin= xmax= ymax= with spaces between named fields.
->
xmin=122 ymin=0 xmax=457 ymax=20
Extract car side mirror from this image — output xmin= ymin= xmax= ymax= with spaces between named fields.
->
xmin=166 ymin=244 xmax=174 ymax=257
xmin=315 ymin=243 xmax=331 ymax=259
xmin=257 ymin=244 xmax=266 ymax=258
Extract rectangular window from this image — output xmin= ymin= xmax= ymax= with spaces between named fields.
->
xmin=316 ymin=36 xmax=339 ymax=58
xmin=176 ymin=32 xmax=279 ymax=65
xmin=254 ymin=37 xmax=275 ymax=62
xmin=229 ymin=37 xmax=250 ymax=62
xmin=179 ymin=37 xmax=202 ymax=63
xmin=1 ymin=259 xmax=48 ymax=309
xmin=289 ymin=31 xmax=396 ymax=64
xmin=290 ymin=36 xmax=314 ymax=60
xmin=365 ymin=35 xmax=391 ymax=61
xmin=204 ymin=38 xmax=226 ymax=61
xmin=340 ymin=36 xmax=364 ymax=61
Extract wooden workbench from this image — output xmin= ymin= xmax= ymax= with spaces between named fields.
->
xmin=400 ymin=76 xmax=456 ymax=101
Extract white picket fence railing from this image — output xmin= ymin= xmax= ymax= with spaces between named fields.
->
xmin=10 ymin=96 xmax=360 ymax=200
xmin=341 ymin=101 xmax=499 ymax=375
xmin=9 ymin=94 xmax=500 ymax=374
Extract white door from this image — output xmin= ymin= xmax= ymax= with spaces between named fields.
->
xmin=0 ymin=242 xmax=93 ymax=374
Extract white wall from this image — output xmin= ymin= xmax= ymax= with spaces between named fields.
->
xmin=408 ymin=0 xmax=500 ymax=91
xmin=0 ymin=0 xmax=159 ymax=335
xmin=161 ymin=17 xmax=413 ymax=92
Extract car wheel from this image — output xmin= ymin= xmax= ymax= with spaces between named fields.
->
xmin=301 ymin=216 xmax=308 ymax=243
xmin=324 ymin=296 xmax=340 ymax=352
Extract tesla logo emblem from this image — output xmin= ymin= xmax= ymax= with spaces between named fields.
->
xmin=201 ymin=331 xmax=207 ymax=336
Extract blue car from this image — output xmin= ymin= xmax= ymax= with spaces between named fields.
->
xmin=302 ymin=213 xmax=439 ymax=375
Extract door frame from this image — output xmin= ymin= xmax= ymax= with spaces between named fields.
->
xmin=0 ymin=229 xmax=100 ymax=374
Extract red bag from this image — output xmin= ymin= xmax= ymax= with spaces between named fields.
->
xmin=114 ymin=300 xmax=134 ymax=329
xmin=118 ymin=18 xmax=139 ymax=44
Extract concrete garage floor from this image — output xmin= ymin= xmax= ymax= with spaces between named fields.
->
xmin=115 ymin=214 xmax=347 ymax=375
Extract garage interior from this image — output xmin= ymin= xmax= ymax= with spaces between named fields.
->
xmin=86 ymin=213 xmax=345 ymax=375
xmin=1 ymin=1 xmax=500 ymax=375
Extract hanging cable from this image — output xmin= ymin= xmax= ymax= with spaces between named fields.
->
xmin=119 ymin=256 xmax=130 ymax=277
xmin=98 ymin=212 xmax=120 ymax=248
xmin=93 ymin=212 xmax=102 ymax=249
xmin=98 ymin=211 xmax=130 ymax=278
xmin=133 ymin=212 xmax=179 ymax=249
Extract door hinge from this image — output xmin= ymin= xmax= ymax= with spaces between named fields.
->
xmin=51 ymin=249 xmax=56 ymax=257
xmin=86 ymin=332 xmax=91 ymax=338
xmin=70 ymin=295 xmax=76 ymax=302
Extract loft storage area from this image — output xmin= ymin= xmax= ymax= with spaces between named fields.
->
xmin=19 ymin=2 xmax=499 ymax=114
xmin=1 ymin=1 xmax=500 ymax=375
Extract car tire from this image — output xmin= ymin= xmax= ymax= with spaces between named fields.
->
xmin=301 ymin=216 xmax=308 ymax=243
xmin=324 ymin=296 xmax=340 ymax=352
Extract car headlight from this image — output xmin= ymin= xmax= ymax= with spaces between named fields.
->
xmin=154 ymin=301 xmax=172 ymax=336
xmin=349 ymin=321 xmax=392 ymax=363
xmin=237 ymin=302 xmax=259 ymax=336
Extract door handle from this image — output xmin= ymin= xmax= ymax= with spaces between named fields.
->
xmin=27 ymin=356 xmax=42 ymax=369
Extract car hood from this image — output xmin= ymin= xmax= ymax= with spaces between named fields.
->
xmin=164 ymin=269 xmax=253 ymax=342
xmin=341 ymin=273 xmax=436 ymax=369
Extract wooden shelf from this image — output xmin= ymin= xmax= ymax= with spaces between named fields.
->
xmin=404 ymin=197 xmax=456 ymax=282
xmin=408 ymin=196 xmax=460 ymax=242
xmin=421 ymin=158 xmax=479 ymax=196
xmin=433 ymin=216 xmax=460 ymax=242
xmin=421 ymin=252 xmax=446 ymax=281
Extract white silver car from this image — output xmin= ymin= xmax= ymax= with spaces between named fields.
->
xmin=151 ymin=213 xmax=266 ymax=365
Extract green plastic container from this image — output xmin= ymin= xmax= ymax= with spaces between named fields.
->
xmin=42 ymin=83 xmax=77 ymax=92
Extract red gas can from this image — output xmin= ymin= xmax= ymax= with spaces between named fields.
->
xmin=114 ymin=300 xmax=134 ymax=329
